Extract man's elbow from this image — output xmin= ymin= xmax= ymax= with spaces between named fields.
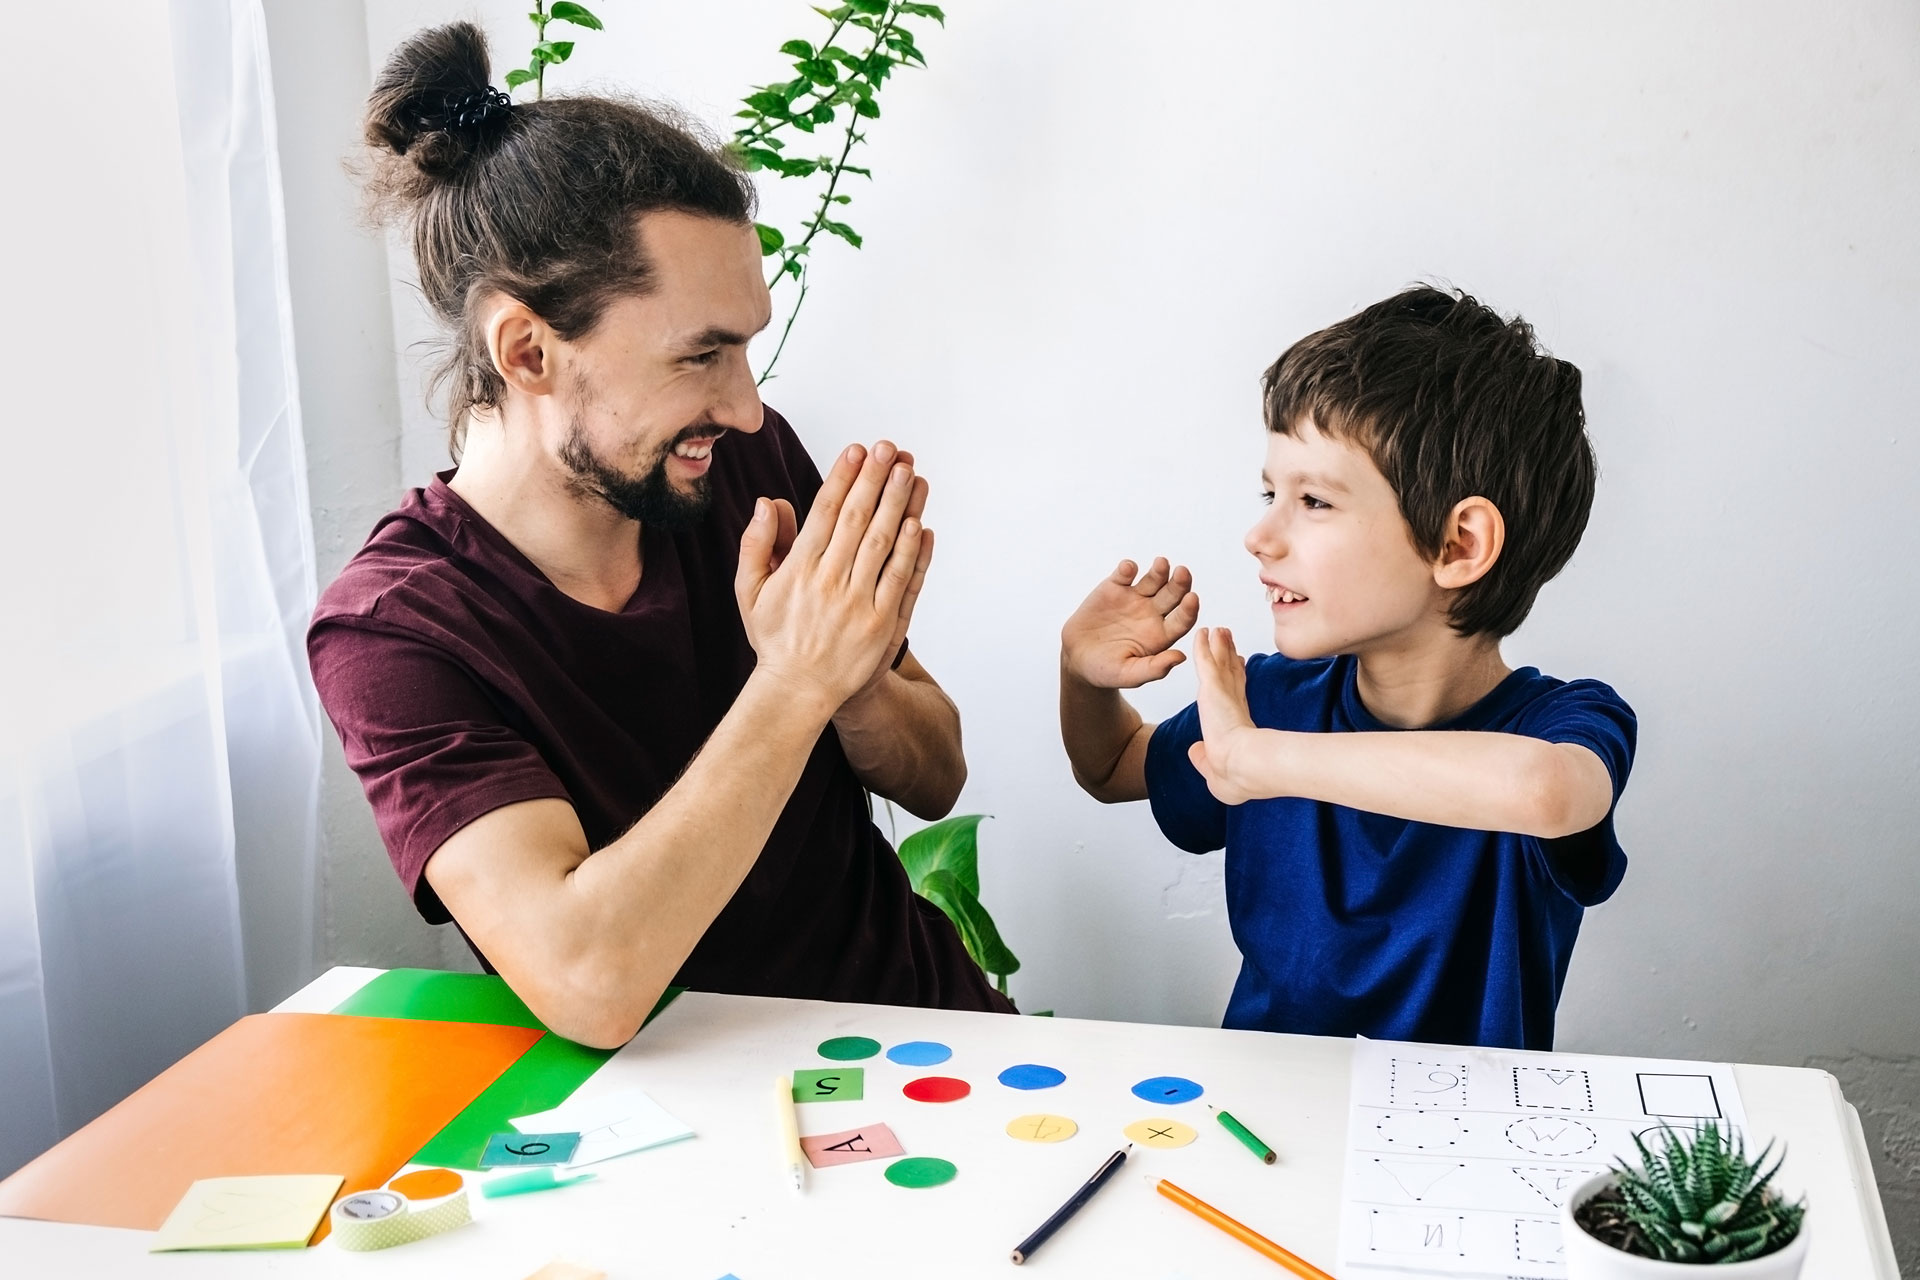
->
xmin=900 ymin=759 xmax=967 ymax=822
xmin=524 ymin=961 xmax=656 ymax=1050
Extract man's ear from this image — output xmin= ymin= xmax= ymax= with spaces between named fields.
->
xmin=1433 ymin=496 xmax=1505 ymax=589
xmin=483 ymin=296 xmax=557 ymax=397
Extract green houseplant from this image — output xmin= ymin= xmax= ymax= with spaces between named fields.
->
xmin=1563 ymin=1121 xmax=1808 ymax=1278
xmin=893 ymin=815 xmax=1020 ymax=998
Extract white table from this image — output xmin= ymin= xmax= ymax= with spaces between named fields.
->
xmin=0 ymin=967 xmax=1898 ymax=1278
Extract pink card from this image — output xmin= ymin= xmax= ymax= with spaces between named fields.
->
xmin=800 ymin=1123 xmax=905 ymax=1168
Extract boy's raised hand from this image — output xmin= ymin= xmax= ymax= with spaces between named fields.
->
xmin=1188 ymin=626 xmax=1267 ymax=805
xmin=1060 ymin=557 xmax=1200 ymax=689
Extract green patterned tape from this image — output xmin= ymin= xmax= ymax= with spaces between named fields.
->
xmin=330 ymin=1184 xmax=471 ymax=1251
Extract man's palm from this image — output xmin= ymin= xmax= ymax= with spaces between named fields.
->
xmin=1061 ymin=558 xmax=1200 ymax=689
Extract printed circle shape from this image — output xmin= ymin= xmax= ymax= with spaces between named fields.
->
xmin=1006 ymin=1113 xmax=1079 ymax=1143
xmin=817 ymin=1036 xmax=881 ymax=1061
xmin=1505 ymin=1116 xmax=1598 ymax=1156
xmin=998 ymin=1063 xmax=1068 ymax=1091
xmin=1124 ymin=1117 xmax=1199 ymax=1149
xmin=885 ymin=1040 xmax=953 ymax=1067
xmin=885 ymin=1156 xmax=958 ymax=1189
xmin=903 ymin=1075 xmax=971 ymax=1103
xmin=1131 ymin=1075 xmax=1205 ymax=1104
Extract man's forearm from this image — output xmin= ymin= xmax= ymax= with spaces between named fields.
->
xmin=1225 ymin=729 xmax=1611 ymax=837
xmin=832 ymin=664 xmax=966 ymax=819
xmin=1059 ymin=659 xmax=1150 ymax=802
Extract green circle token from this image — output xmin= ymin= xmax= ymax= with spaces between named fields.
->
xmin=817 ymin=1036 xmax=881 ymax=1061
xmin=884 ymin=1157 xmax=957 ymax=1189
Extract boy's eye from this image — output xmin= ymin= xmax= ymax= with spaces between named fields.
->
xmin=1259 ymin=490 xmax=1275 ymax=507
xmin=1301 ymin=493 xmax=1331 ymax=511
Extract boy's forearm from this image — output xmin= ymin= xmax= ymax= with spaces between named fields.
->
xmin=1059 ymin=659 xmax=1150 ymax=802
xmin=1228 ymin=729 xmax=1611 ymax=837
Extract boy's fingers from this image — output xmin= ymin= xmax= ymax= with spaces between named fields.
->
xmin=793 ymin=444 xmax=866 ymax=561
xmin=1188 ymin=741 xmax=1212 ymax=777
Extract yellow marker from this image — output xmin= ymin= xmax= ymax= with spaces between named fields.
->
xmin=1124 ymin=1117 xmax=1198 ymax=1149
xmin=775 ymin=1076 xmax=806 ymax=1191
xmin=1006 ymin=1113 xmax=1079 ymax=1143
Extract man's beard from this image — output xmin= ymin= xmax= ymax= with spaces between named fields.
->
xmin=558 ymin=419 xmax=721 ymax=531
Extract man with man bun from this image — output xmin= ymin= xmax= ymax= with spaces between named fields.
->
xmin=309 ymin=22 xmax=1009 ymax=1047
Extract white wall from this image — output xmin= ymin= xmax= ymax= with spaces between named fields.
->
xmin=318 ymin=1 xmax=1919 ymax=1259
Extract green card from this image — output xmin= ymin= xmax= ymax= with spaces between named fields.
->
xmin=332 ymin=969 xmax=684 ymax=1168
xmin=793 ymin=1067 xmax=864 ymax=1102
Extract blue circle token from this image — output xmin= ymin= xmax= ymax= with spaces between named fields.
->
xmin=998 ymin=1063 xmax=1067 ymax=1091
xmin=1131 ymin=1075 xmax=1204 ymax=1104
xmin=886 ymin=1040 xmax=953 ymax=1067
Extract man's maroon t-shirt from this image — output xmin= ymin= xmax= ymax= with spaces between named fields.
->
xmin=307 ymin=408 xmax=1009 ymax=1013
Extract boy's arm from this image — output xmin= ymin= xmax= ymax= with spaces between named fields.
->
xmin=1188 ymin=628 xmax=1615 ymax=838
xmin=1059 ymin=558 xmax=1200 ymax=803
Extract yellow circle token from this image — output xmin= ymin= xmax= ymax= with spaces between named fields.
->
xmin=1006 ymin=1113 xmax=1079 ymax=1143
xmin=1124 ymin=1117 xmax=1198 ymax=1149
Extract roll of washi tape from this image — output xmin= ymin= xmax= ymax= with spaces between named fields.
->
xmin=330 ymin=1173 xmax=471 ymax=1251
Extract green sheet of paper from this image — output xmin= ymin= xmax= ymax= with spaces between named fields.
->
xmin=332 ymin=969 xmax=683 ymax=1169
xmin=793 ymin=1067 xmax=864 ymax=1102
xmin=150 ymin=1174 xmax=343 ymax=1252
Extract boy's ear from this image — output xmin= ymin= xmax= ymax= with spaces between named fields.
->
xmin=1433 ymin=496 xmax=1505 ymax=590
xmin=484 ymin=295 xmax=559 ymax=398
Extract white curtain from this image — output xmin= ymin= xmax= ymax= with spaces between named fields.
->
xmin=0 ymin=0 xmax=319 ymax=1177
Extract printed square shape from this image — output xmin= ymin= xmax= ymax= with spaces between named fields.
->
xmin=1512 ymin=1066 xmax=1593 ymax=1111
xmin=1637 ymin=1073 xmax=1722 ymax=1119
xmin=792 ymin=1068 xmax=865 ymax=1103
xmin=800 ymin=1123 xmax=904 ymax=1168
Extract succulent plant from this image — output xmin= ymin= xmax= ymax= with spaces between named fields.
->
xmin=1602 ymin=1120 xmax=1805 ymax=1264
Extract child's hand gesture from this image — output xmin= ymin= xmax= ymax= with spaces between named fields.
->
xmin=1188 ymin=626 xmax=1267 ymax=805
xmin=1060 ymin=558 xmax=1200 ymax=689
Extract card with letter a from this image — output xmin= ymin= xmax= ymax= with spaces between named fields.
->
xmin=800 ymin=1123 xmax=904 ymax=1168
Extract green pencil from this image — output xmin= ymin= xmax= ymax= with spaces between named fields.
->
xmin=1211 ymin=1105 xmax=1277 ymax=1164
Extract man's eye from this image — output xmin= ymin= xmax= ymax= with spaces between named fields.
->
xmin=1301 ymin=494 xmax=1331 ymax=510
xmin=688 ymin=350 xmax=721 ymax=366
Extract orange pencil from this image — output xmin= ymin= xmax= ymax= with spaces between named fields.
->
xmin=1151 ymin=1177 xmax=1337 ymax=1280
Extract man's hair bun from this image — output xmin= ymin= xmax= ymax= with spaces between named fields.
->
xmin=364 ymin=22 xmax=506 ymax=185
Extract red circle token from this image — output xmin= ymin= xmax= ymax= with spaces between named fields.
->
xmin=903 ymin=1075 xmax=971 ymax=1103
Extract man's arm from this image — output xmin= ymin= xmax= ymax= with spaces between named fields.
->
xmin=832 ymin=650 xmax=966 ymax=819
xmin=1187 ymin=627 xmax=1614 ymax=838
xmin=424 ymin=442 xmax=927 ymax=1048
xmin=1059 ymin=558 xmax=1199 ymax=803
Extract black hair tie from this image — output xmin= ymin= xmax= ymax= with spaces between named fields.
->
xmin=418 ymin=86 xmax=512 ymax=136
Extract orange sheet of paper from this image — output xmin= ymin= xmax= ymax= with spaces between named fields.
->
xmin=0 ymin=1012 xmax=540 ymax=1241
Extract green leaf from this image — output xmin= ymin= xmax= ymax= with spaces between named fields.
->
xmin=899 ymin=2 xmax=946 ymax=21
xmin=896 ymin=814 xmax=987 ymax=897
xmin=813 ymin=6 xmax=854 ymax=19
xmin=549 ymin=2 xmax=603 ymax=30
xmin=505 ymin=67 xmax=536 ymax=89
xmin=840 ymin=164 xmax=873 ymax=178
xmin=821 ymin=45 xmax=856 ymax=62
xmin=809 ymin=102 xmax=836 ymax=124
xmin=847 ymin=0 xmax=888 ymax=12
xmin=755 ymin=223 xmax=786 ymax=254
xmin=853 ymin=96 xmax=880 ymax=118
xmin=780 ymin=39 xmax=816 ymax=59
xmin=533 ymin=40 xmax=574 ymax=64
xmin=831 ymin=194 xmax=852 ymax=203
xmin=919 ymin=868 xmax=1020 ymax=978
xmin=798 ymin=58 xmax=839 ymax=85
xmin=743 ymin=89 xmax=790 ymax=115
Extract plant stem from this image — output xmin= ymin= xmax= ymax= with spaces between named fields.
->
xmin=757 ymin=4 xmax=904 ymax=383
xmin=534 ymin=1 xmax=548 ymax=101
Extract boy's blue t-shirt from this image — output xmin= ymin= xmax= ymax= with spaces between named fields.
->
xmin=1145 ymin=654 xmax=1634 ymax=1051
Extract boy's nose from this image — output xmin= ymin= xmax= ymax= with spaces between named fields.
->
xmin=1244 ymin=511 xmax=1285 ymax=560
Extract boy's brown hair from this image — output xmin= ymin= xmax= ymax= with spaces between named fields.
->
xmin=1262 ymin=286 xmax=1595 ymax=638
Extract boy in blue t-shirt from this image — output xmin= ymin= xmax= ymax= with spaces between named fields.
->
xmin=1059 ymin=286 xmax=1634 ymax=1051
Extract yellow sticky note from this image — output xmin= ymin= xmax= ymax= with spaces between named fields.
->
xmin=149 ymin=1174 xmax=344 ymax=1252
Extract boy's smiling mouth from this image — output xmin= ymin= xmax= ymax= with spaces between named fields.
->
xmin=1264 ymin=579 xmax=1309 ymax=606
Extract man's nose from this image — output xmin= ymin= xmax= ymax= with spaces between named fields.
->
xmin=714 ymin=349 xmax=765 ymax=434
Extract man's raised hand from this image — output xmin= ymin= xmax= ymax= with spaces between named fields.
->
xmin=735 ymin=441 xmax=928 ymax=714
xmin=1060 ymin=557 xmax=1200 ymax=689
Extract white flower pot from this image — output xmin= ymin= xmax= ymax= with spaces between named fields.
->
xmin=1562 ymin=1174 xmax=1809 ymax=1280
